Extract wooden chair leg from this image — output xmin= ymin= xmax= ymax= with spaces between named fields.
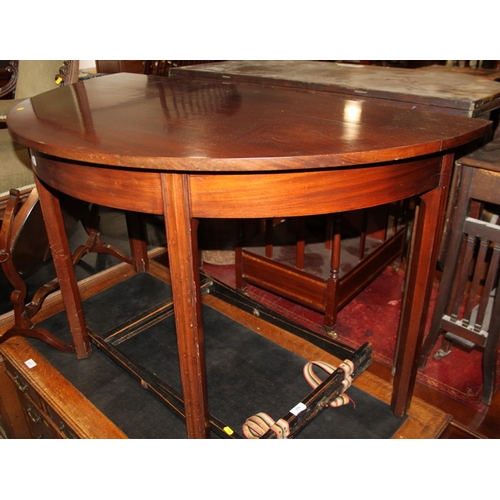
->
xmin=0 ymin=189 xmax=74 ymax=353
xmin=482 ymin=293 xmax=500 ymax=404
xmin=433 ymin=335 xmax=452 ymax=360
xmin=71 ymin=204 xmax=135 ymax=268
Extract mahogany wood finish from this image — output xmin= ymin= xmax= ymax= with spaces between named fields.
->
xmin=6 ymin=73 xmax=491 ymax=437
xmin=173 ymin=61 xmax=500 ymax=333
xmin=95 ymin=60 xmax=145 ymax=74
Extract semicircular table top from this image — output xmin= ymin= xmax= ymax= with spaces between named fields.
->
xmin=7 ymin=72 xmax=492 ymax=172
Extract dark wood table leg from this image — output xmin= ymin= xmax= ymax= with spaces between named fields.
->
xmin=35 ymin=177 xmax=92 ymax=359
xmin=162 ymin=173 xmax=210 ymax=438
xmin=125 ymin=211 xmax=149 ymax=273
xmin=391 ymin=154 xmax=454 ymax=416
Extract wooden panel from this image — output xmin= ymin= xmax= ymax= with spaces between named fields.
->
xmin=95 ymin=61 xmax=145 ymax=74
xmin=33 ymin=154 xmax=164 ymax=214
xmin=241 ymin=251 xmax=326 ymax=311
xmin=190 ymin=157 xmax=442 ymax=218
xmin=0 ymin=354 xmax=31 ymax=438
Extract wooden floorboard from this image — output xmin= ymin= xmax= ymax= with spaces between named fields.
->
xmin=367 ymin=361 xmax=500 ymax=438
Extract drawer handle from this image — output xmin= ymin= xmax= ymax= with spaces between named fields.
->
xmin=6 ymin=371 xmax=29 ymax=393
xmin=26 ymin=405 xmax=42 ymax=424
xmin=59 ymin=423 xmax=77 ymax=439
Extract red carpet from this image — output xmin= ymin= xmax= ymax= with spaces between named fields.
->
xmin=203 ymin=263 xmax=499 ymax=411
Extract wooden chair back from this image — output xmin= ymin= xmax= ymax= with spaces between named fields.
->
xmin=419 ymin=139 xmax=500 ymax=404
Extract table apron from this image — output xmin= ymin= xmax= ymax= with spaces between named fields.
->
xmin=189 ymin=156 xmax=443 ymax=218
xmin=31 ymin=153 xmax=443 ymax=218
xmin=32 ymin=153 xmax=165 ymax=214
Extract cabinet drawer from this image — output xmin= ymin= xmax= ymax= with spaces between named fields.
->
xmin=42 ymin=402 xmax=78 ymax=439
xmin=18 ymin=392 xmax=60 ymax=439
xmin=4 ymin=358 xmax=40 ymax=405
xmin=4 ymin=357 xmax=77 ymax=439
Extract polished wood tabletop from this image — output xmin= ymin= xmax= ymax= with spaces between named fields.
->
xmin=8 ymin=73 xmax=491 ymax=168
xmin=7 ymin=73 xmax=492 ymax=438
xmin=171 ymin=60 xmax=500 ymax=117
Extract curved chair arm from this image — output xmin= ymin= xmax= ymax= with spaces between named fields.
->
xmin=1 ymin=61 xmax=78 ymax=121
xmin=0 ymin=61 xmax=19 ymax=121
xmin=0 ymin=61 xmax=18 ymax=99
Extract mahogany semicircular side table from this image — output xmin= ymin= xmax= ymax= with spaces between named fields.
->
xmin=6 ymin=73 xmax=491 ymax=438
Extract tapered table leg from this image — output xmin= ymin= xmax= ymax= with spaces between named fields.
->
xmin=391 ymin=154 xmax=454 ymax=416
xmin=162 ymin=173 xmax=210 ymax=438
xmin=35 ymin=177 xmax=92 ymax=359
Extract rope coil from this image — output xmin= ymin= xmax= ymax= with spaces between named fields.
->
xmin=303 ymin=359 xmax=355 ymax=408
xmin=242 ymin=412 xmax=290 ymax=439
xmin=242 ymin=359 xmax=355 ymax=439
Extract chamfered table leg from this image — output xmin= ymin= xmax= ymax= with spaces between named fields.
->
xmin=391 ymin=154 xmax=454 ymax=416
xmin=162 ymin=173 xmax=210 ymax=438
xmin=125 ymin=211 xmax=149 ymax=273
xmin=34 ymin=176 xmax=92 ymax=359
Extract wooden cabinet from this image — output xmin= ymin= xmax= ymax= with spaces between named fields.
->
xmin=0 ymin=338 xmax=127 ymax=439
xmin=3 ymin=356 xmax=77 ymax=438
xmin=95 ymin=60 xmax=145 ymax=74
xmin=0 ymin=354 xmax=30 ymax=438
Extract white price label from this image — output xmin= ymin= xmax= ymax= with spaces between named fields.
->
xmin=24 ymin=359 xmax=37 ymax=369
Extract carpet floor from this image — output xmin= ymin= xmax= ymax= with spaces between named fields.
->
xmin=203 ymin=262 xmax=500 ymax=412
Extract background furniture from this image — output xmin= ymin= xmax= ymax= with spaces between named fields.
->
xmin=234 ymin=206 xmax=407 ymax=334
xmin=94 ymin=60 xmax=223 ymax=77
xmin=95 ymin=60 xmax=145 ymax=74
xmin=0 ymin=60 xmax=79 ymax=267
xmin=420 ymin=139 xmax=500 ymax=405
xmin=0 ymin=61 xmax=96 ymax=353
xmin=170 ymin=60 xmax=500 ymax=120
xmin=0 ymin=60 xmax=80 ymax=312
xmin=143 ymin=60 xmax=222 ymax=76
xmin=0 ymin=336 xmax=127 ymax=438
xmin=1 ymin=60 xmax=79 ymax=215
